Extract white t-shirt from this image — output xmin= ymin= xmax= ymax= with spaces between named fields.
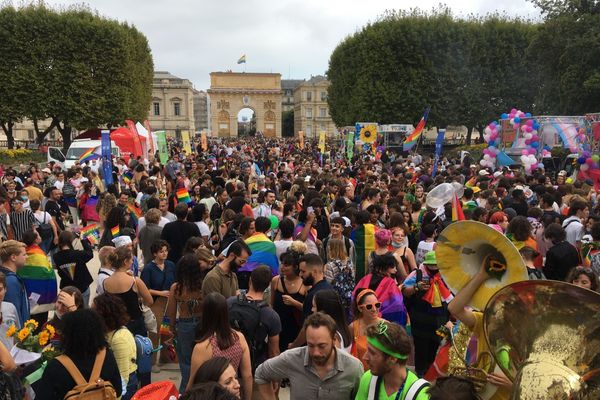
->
xmin=195 ymin=221 xmax=211 ymax=237
xmin=416 ymin=240 xmax=436 ymax=265
xmin=274 ymin=239 xmax=294 ymax=260
xmin=34 ymin=210 xmax=52 ymax=226
xmin=96 ymin=268 xmax=114 ymax=295
xmin=136 ymin=216 xmax=171 ymax=234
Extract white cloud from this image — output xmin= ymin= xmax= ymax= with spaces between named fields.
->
xmin=42 ymin=0 xmax=540 ymax=90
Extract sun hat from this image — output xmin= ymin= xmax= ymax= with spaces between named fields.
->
xmin=422 ymin=251 xmax=437 ymax=265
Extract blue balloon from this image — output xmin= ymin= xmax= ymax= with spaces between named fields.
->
xmin=501 ymin=113 xmax=508 ymax=119
xmin=531 ymin=142 xmax=539 ymax=149
xmin=544 ymin=145 xmax=551 ymax=151
xmin=533 ymin=123 xmax=540 ymax=130
xmin=488 ymin=141 xmax=495 ymax=147
xmin=577 ymin=157 xmax=586 ymax=165
xmin=514 ymin=117 xmax=521 ymax=123
xmin=525 ymin=112 xmax=532 ymax=118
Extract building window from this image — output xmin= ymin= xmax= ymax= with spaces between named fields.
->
xmin=320 ymin=123 xmax=326 ymax=132
xmin=306 ymin=125 xmax=312 ymax=137
xmin=306 ymin=107 xmax=312 ymax=118
xmin=306 ymin=91 xmax=312 ymax=101
xmin=174 ymin=102 xmax=181 ymax=116
xmin=320 ymin=107 xmax=327 ymax=117
xmin=321 ymin=91 xmax=327 ymax=101
xmin=153 ymin=102 xmax=160 ymax=116
xmin=28 ymin=129 xmax=34 ymax=140
xmin=286 ymin=90 xmax=292 ymax=96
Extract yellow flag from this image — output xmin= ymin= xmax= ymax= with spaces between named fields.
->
xmin=318 ymin=131 xmax=326 ymax=153
xmin=181 ymin=130 xmax=192 ymax=154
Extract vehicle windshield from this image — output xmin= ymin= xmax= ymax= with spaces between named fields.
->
xmin=65 ymin=146 xmax=118 ymax=160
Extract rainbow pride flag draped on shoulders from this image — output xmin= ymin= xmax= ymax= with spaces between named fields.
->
xmin=18 ymin=245 xmax=57 ymax=313
xmin=351 ymin=223 xmax=377 ymax=282
xmin=239 ymin=233 xmax=279 ymax=275
xmin=353 ymin=274 xmax=408 ymax=328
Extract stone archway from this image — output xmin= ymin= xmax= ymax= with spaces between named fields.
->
xmin=208 ymin=72 xmax=282 ymax=138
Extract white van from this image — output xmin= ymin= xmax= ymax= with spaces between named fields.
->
xmin=48 ymin=139 xmax=120 ymax=170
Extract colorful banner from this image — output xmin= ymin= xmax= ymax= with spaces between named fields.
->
xmin=346 ymin=131 xmax=354 ymax=160
xmin=318 ymin=131 xmax=326 ymax=153
xmin=181 ymin=130 xmax=192 ymax=154
xmin=101 ymin=130 xmax=113 ymax=186
xmin=432 ymin=129 xmax=445 ymax=178
xmin=298 ymin=131 xmax=304 ymax=150
xmin=201 ymin=130 xmax=208 ymax=152
xmin=156 ymin=130 xmax=169 ymax=164
xmin=403 ymin=107 xmax=430 ymax=151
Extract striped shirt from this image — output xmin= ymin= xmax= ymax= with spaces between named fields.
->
xmin=9 ymin=209 xmax=36 ymax=241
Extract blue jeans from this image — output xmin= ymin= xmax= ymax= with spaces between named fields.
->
xmin=123 ymin=371 xmax=138 ymax=400
xmin=176 ymin=317 xmax=200 ymax=393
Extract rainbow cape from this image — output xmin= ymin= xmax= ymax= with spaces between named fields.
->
xmin=403 ymin=107 xmax=430 ymax=151
xmin=451 ymin=194 xmax=465 ymax=221
xmin=176 ymin=188 xmax=191 ymax=204
xmin=351 ymin=223 xmax=377 ymax=281
xmin=353 ymin=274 xmax=408 ymax=327
xmin=18 ymin=245 xmax=57 ymax=307
xmin=79 ymin=146 xmax=101 ymax=163
xmin=239 ymin=233 xmax=279 ymax=275
xmin=81 ymin=223 xmax=100 ymax=245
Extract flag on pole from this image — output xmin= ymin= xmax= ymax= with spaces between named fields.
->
xmin=451 ymin=194 xmax=465 ymax=222
xmin=81 ymin=223 xmax=100 ymax=244
xmin=237 ymin=55 xmax=246 ymax=64
xmin=177 ymin=188 xmax=191 ymax=204
xmin=403 ymin=107 xmax=430 ymax=151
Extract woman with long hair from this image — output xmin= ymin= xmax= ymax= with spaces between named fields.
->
xmin=189 ymin=357 xmax=241 ymax=399
xmin=349 ymin=288 xmax=384 ymax=369
xmin=92 ymin=293 xmax=138 ymax=400
xmin=167 ymin=252 xmax=214 ymax=393
xmin=102 ymin=246 xmax=153 ymax=337
xmin=311 ymin=290 xmax=352 ymax=351
xmin=566 ymin=266 xmax=599 ymax=292
xmin=188 ymin=293 xmax=252 ymax=400
xmin=52 ymin=231 xmax=94 ymax=307
xmin=270 ymin=250 xmax=306 ymax=352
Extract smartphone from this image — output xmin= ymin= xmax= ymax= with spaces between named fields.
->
xmin=421 ymin=276 xmax=430 ymax=285
xmin=307 ymin=206 xmax=314 ymax=214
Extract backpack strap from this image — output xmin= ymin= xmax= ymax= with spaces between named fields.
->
xmin=405 ymin=378 xmax=430 ymax=400
xmin=367 ymin=373 xmax=379 ymax=399
xmin=89 ymin=348 xmax=107 ymax=383
xmin=56 ymin=355 xmax=88 ymax=386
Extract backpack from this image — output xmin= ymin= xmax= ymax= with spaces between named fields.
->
xmin=0 ymin=371 xmax=25 ymax=400
xmin=62 ymin=182 xmax=77 ymax=198
xmin=36 ymin=212 xmax=54 ymax=241
xmin=56 ymin=348 xmax=117 ymax=400
xmin=368 ymin=370 xmax=429 ymax=400
xmin=135 ymin=334 xmax=154 ymax=375
xmin=331 ymin=261 xmax=355 ymax=314
xmin=228 ymin=294 xmax=268 ymax=371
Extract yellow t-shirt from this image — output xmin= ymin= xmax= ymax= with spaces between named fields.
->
xmin=108 ymin=328 xmax=137 ymax=380
xmin=472 ymin=312 xmax=511 ymax=400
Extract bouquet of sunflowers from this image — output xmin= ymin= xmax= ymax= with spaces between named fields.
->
xmin=6 ymin=319 xmax=60 ymax=362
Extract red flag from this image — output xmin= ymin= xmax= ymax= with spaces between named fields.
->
xmin=452 ymin=194 xmax=465 ymax=221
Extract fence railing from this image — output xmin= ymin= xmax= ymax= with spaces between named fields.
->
xmin=0 ymin=141 xmax=63 ymax=150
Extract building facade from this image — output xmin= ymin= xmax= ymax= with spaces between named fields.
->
xmin=208 ymin=72 xmax=282 ymax=138
xmin=293 ymin=75 xmax=336 ymax=139
xmin=193 ymin=89 xmax=209 ymax=132
xmin=148 ymin=71 xmax=196 ymax=138
xmin=281 ymin=79 xmax=303 ymax=112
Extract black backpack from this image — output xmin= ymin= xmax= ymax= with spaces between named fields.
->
xmin=36 ymin=212 xmax=54 ymax=241
xmin=228 ymin=294 xmax=268 ymax=371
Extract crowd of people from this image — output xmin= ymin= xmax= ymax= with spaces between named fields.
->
xmin=0 ymin=134 xmax=597 ymax=400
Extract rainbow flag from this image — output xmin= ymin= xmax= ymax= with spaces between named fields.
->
xmin=78 ymin=146 xmax=101 ymax=163
xmin=127 ymin=202 xmax=143 ymax=224
xmin=123 ymin=171 xmax=133 ymax=184
xmin=351 ymin=223 xmax=377 ymax=281
xmin=160 ymin=315 xmax=172 ymax=338
xmin=354 ymin=274 xmax=407 ymax=327
xmin=111 ymin=225 xmax=120 ymax=237
xmin=403 ymin=107 xmax=430 ymax=151
xmin=86 ymin=195 xmax=98 ymax=208
xmin=81 ymin=223 xmax=100 ymax=244
xmin=176 ymin=188 xmax=191 ymax=204
xmin=451 ymin=194 xmax=465 ymax=222
xmin=18 ymin=245 xmax=57 ymax=307
xmin=239 ymin=233 xmax=279 ymax=275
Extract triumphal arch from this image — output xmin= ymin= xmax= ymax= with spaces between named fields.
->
xmin=208 ymin=72 xmax=282 ymax=138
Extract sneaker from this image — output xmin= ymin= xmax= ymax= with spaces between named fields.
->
xmin=151 ymin=365 xmax=161 ymax=373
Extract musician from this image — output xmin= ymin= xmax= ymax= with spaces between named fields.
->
xmin=447 ymin=261 xmax=513 ymax=399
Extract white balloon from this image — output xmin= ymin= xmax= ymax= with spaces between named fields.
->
xmin=480 ymin=160 xmax=487 ymax=166
xmin=483 ymin=154 xmax=490 ymax=160
xmin=524 ymin=133 xmax=532 ymax=140
xmin=484 ymin=127 xmax=492 ymax=135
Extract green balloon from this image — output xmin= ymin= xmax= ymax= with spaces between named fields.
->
xmin=269 ymin=215 xmax=279 ymax=230
xmin=592 ymin=155 xmax=600 ymax=163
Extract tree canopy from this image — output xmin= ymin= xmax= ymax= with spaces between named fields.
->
xmin=0 ymin=4 xmax=153 ymax=148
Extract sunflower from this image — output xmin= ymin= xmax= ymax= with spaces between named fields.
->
xmin=24 ymin=319 xmax=39 ymax=330
xmin=46 ymin=324 xmax=56 ymax=338
xmin=38 ymin=331 xmax=50 ymax=346
xmin=5 ymin=324 xmax=16 ymax=338
xmin=359 ymin=125 xmax=377 ymax=144
xmin=18 ymin=327 xmax=31 ymax=342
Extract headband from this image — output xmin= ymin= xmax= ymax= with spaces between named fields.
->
xmin=356 ymin=289 xmax=376 ymax=305
xmin=367 ymin=336 xmax=408 ymax=360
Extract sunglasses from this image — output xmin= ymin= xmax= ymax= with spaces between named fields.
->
xmin=360 ymin=302 xmax=381 ymax=311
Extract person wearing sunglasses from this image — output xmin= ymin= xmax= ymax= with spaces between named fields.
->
xmin=355 ymin=320 xmax=430 ymax=400
xmin=349 ymin=288 xmax=384 ymax=369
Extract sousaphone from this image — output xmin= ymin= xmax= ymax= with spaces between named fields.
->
xmin=435 ymin=221 xmax=528 ymax=311
xmin=484 ymin=280 xmax=600 ymax=399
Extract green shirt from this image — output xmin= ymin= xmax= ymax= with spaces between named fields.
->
xmin=355 ymin=370 xmax=429 ymax=400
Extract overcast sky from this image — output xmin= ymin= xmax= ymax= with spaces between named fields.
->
xmin=45 ymin=0 xmax=540 ymax=92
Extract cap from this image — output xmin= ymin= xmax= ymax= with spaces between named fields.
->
xmin=478 ymin=170 xmax=490 ymax=176
xmin=558 ymin=170 xmax=567 ymax=176
xmin=493 ymin=171 xmax=502 ymax=179
xmin=112 ymin=236 xmax=132 ymax=248
xmin=470 ymin=164 xmax=477 ymax=169
xmin=42 ymin=168 xmax=51 ymax=174
xmin=342 ymin=216 xmax=352 ymax=228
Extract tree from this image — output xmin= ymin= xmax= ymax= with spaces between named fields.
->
xmin=0 ymin=4 xmax=153 ymax=149
xmin=282 ymin=110 xmax=294 ymax=137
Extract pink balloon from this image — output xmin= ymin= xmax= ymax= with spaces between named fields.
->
xmin=569 ymin=146 xmax=578 ymax=153
xmin=525 ymin=139 xmax=531 ymax=145
xmin=586 ymin=158 xmax=594 ymax=165
xmin=529 ymin=149 xmax=537 ymax=155
xmin=522 ymin=150 xmax=529 ymax=156
xmin=532 ymin=135 xmax=539 ymax=141
xmin=511 ymin=108 xmax=517 ymax=114
xmin=526 ymin=119 xmax=534 ymax=126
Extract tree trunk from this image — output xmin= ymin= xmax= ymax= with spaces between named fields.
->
xmin=55 ymin=119 xmax=72 ymax=151
xmin=466 ymin=126 xmax=473 ymax=145
xmin=1 ymin=121 xmax=15 ymax=149
xmin=33 ymin=117 xmax=58 ymax=145
xmin=476 ymin=124 xmax=484 ymax=143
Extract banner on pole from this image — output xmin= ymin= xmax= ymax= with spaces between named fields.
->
xmin=318 ymin=131 xmax=326 ymax=153
xmin=346 ymin=131 xmax=354 ymax=160
xmin=181 ymin=130 xmax=192 ymax=154
xmin=101 ymin=130 xmax=114 ymax=186
xmin=201 ymin=131 xmax=208 ymax=152
xmin=156 ymin=131 xmax=169 ymax=164
xmin=432 ymin=128 xmax=446 ymax=178
xmin=298 ymin=131 xmax=305 ymax=150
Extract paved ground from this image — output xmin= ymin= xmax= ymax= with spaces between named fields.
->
xmin=82 ymin=249 xmax=291 ymax=398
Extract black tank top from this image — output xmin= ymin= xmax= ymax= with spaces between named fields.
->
xmin=109 ymin=278 xmax=142 ymax=320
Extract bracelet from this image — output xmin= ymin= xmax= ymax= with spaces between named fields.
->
xmin=68 ymin=305 xmax=77 ymax=310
